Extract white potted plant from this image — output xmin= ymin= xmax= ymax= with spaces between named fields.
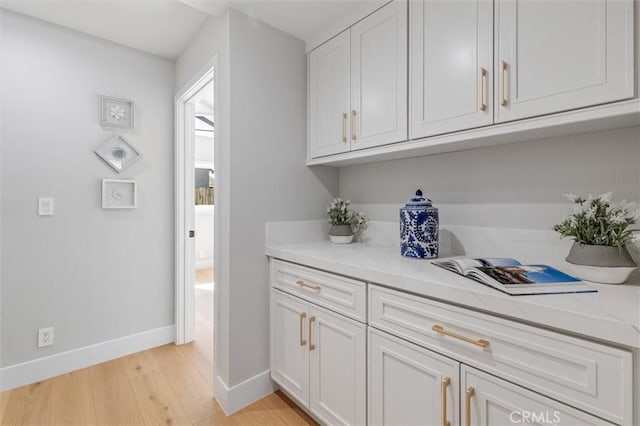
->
xmin=327 ymin=198 xmax=368 ymax=244
xmin=553 ymin=193 xmax=638 ymax=284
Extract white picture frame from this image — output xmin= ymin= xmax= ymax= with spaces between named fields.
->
xmin=94 ymin=135 xmax=141 ymax=173
xmin=100 ymin=95 xmax=134 ymax=128
xmin=102 ymin=179 xmax=137 ymax=209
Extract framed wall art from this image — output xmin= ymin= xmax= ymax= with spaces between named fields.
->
xmin=102 ymin=179 xmax=137 ymax=209
xmin=94 ymin=135 xmax=141 ymax=173
xmin=100 ymin=95 xmax=134 ymax=128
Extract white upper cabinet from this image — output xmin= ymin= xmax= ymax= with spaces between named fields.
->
xmin=308 ymin=0 xmax=408 ymax=159
xmin=410 ymin=0 xmax=493 ymax=139
xmin=308 ymin=30 xmax=351 ymax=158
xmin=495 ymin=0 xmax=634 ymax=123
xmin=351 ymin=0 xmax=407 ymax=149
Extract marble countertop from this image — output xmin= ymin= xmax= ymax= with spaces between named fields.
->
xmin=267 ymin=241 xmax=640 ymax=349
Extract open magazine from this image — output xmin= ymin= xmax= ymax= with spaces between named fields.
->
xmin=432 ymin=257 xmax=596 ymax=296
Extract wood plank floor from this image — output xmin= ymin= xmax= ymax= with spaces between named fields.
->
xmin=1 ymin=268 xmax=317 ymax=425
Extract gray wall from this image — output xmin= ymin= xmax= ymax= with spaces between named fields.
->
xmin=0 ymin=11 xmax=175 ymax=367
xmin=225 ymin=9 xmax=338 ymax=386
xmin=175 ymin=10 xmax=339 ymax=392
xmin=340 ymin=126 xmax=640 ymax=229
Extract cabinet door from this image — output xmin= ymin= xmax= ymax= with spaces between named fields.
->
xmin=461 ymin=365 xmax=615 ymax=426
xmin=495 ymin=0 xmax=634 ymax=123
xmin=270 ymin=290 xmax=310 ymax=408
xmin=351 ymin=0 xmax=407 ymax=150
xmin=309 ymin=305 xmax=366 ymax=426
xmin=369 ymin=328 xmax=459 ymax=426
xmin=410 ymin=0 xmax=493 ymax=139
xmin=309 ymin=30 xmax=351 ymax=159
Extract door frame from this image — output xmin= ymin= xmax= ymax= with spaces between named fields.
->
xmin=174 ymin=62 xmax=216 ymax=345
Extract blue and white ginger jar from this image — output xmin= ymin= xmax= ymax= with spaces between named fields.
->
xmin=400 ymin=190 xmax=439 ymax=259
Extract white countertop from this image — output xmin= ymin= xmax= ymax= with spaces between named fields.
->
xmin=266 ymin=241 xmax=640 ymax=349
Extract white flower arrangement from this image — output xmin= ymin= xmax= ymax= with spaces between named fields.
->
xmin=327 ymin=198 xmax=368 ymax=235
xmin=554 ymin=193 xmax=639 ymax=248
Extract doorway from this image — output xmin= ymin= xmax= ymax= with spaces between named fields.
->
xmin=175 ymin=66 xmax=215 ymax=388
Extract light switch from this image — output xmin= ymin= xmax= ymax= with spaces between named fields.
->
xmin=38 ymin=197 xmax=54 ymax=216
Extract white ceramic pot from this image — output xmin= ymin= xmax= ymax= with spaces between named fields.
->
xmin=329 ymin=234 xmax=354 ymax=244
xmin=564 ymin=263 xmax=636 ymax=285
xmin=329 ymin=225 xmax=353 ymax=244
xmin=565 ymin=243 xmax=637 ymax=284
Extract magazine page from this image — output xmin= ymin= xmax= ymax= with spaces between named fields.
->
xmin=434 ymin=257 xmax=522 ymax=275
xmin=476 ymin=264 xmax=581 ymax=286
xmin=473 ymin=258 xmax=522 ymax=267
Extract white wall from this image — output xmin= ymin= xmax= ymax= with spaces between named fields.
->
xmin=175 ymin=15 xmax=228 ymax=92
xmin=0 ymin=11 xmax=175 ymax=367
xmin=195 ymin=210 xmax=214 ymax=269
xmin=340 ymin=126 xmax=640 ymax=229
xmin=176 ymin=9 xmax=339 ymax=409
xmin=225 ymin=9 xmax=338 ymax=387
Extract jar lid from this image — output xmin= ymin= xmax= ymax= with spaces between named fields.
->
xmin=405 ymin=189 xmax=432 ymax=207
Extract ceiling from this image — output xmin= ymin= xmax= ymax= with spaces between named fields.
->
xmin=0 ymin=0 xmax=372 ymax=59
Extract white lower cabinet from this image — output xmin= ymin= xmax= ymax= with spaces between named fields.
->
xmin=271 ymin=260 xmax=632 ymax=425
xmin=369 ymin=327 xmax=614 ymax=426
xmin=462 ymin=366 xmax=614 ymax=426
xmin=270 ymin=288 xmax=366 ymax=425
xmin=369 ymin=328 xmax=459 ymax=426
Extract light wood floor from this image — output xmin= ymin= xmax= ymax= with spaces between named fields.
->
xmin=0 ymin=268 xmax=317 ymax=426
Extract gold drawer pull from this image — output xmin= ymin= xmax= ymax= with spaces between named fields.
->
xmin=342 ymin=112 xmax=348 ymax=144
xmin=295 ymin=280 xmax=321 ymax=292
xmin=499 ymin=60 xmax=508 ymax=107
xmin=299 ymin=312 xmax=307 ymax=347
xmin=465 ymin=386 xmax=475 ymax=426
xmin=309 ymin=316 xmax=316 ymax=351
xmin=478 ymin=67 xmax=487 ymax=112
xmin=432 ymin=324 xmax=489 ymax=348
xmin=442 ymin=377 xmax=451 ymax=426
xmin=351 ymin=110 xmax=357 ymax=141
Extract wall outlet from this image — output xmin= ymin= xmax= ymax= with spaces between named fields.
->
xmin=38 ymin=327 xmax=54 ymax=348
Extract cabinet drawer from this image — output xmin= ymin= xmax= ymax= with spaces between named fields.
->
xmin=271 ymin=259 xmax=366 ymax=322
xmin=369 ymin=285 xmax=632 ymax=425
xmin=462 ymin=365 xmax=615 ymax=426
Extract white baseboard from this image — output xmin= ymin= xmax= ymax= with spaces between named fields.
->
xmin=214 ymin=370 xmax=277 ymax=415
xmin=0 ymin=325 xmax=175 ymax=391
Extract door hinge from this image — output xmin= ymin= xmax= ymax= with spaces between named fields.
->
xmin=189 ymin=230 xmax=195 ymax=238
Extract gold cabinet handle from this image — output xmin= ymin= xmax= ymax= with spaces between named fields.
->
xmin=299 ymin=312 xmax=307 ymax=347
xmin=351 ymin=110 xmax=357 ymax=141
xmin=479 ymin=67 xmax=487 ymax=111
xmin=309 ymin=316 xmax=316 ymax=351
xmin=465 ymin=386 xmax=475 ymax=426
xmin=442 ymin=377 xmax=451 ymax=426
xmin=432 ymin=325 xmax=489 ymax=348
xmin=499 ymin=60 xmax=507 ymax=107
xmin=295 ymin=280 xmax=321 ymax=292
xmin=341 ymin=112 xmax=348 ymax=144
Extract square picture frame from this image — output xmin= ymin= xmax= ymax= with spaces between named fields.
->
xmin=102 ymin=179 xmax=137 ymax=209
xmin=100 ymin=95 xmax=134 ymax=128
xmin=94 ymin=135 xmax=141 ymax=173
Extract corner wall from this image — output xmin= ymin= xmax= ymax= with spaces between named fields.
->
xmin=225 ymin=9 xmax=338 ymax=388
xmin=175 ymin=10 xmax=339 ymax=413
xmin=0 ymin=11 xmax=175 ymax=377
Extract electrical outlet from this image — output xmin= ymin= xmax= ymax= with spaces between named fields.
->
xmin=38 ymin=327 xmax=54 ymax=348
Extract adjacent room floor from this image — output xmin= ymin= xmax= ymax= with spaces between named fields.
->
xmin=0 ymin=268 xmax=317 ymax=425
